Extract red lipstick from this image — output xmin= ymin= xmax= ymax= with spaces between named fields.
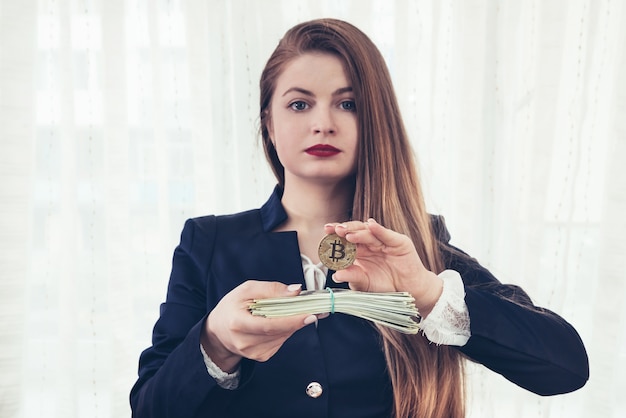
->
xmin=305 ymin=144 xmax=341 ymax=157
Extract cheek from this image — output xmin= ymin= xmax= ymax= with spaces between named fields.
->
xmin=270 ymin=124 xmax=293 ymax=156
xmin=273 ymin=117 xmax=304 ymax=144
xmin=344 ymin=118 xmax=359 ymax=148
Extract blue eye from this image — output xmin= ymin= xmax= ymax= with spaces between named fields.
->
xmin=340 ymin=100 xmax=356 ymax=112
xmin=289 ymin=101 xmax=309 ymax=111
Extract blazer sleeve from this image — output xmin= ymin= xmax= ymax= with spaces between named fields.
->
xmin=130 ymin=217 xmax=244 ymax=418
xmin=432 ymin=216 xmax=589 ymax=396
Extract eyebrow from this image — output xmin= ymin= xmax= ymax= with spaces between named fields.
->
xmin=281 ymin=86 xmax=353 ymax=97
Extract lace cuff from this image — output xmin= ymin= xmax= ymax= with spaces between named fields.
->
xmin=420 ymin=269 xmax=471 ymax=346
xmin=199 ymin=344 xmax=241 ymax=390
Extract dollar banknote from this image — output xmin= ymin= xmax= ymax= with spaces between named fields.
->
xmin=249 ymin=289 xmax=421 ymax=334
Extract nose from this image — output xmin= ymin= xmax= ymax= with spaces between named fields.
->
xmin=312 ymin=107 xmax=336 ymax=135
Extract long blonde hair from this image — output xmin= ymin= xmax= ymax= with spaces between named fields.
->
xmin=260 ymin=18 xmax=465 ymax=418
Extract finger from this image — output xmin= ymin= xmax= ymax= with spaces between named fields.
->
xmin=332 ymin=221 xmax=368 ymax=237
xmin=332 ymin=264 xmax=366 ymax=286
xmin=237 ymin=280 xmax=303 ymax=301
xmin=239 ymin=312 xmax=314 ymax=337
xmin=239 ymin=315 xmax=314 ymax=361
xmin=323 ymin=221 xmax=366 ymax=235
xmin=341 ymin=228 xmax=385 ymax=249
xmin=323 ymin=222 xmax=341 ymax=235
xmin=337 ymin=220 xmax=368 ymax=231
xmin=331 ymin=223 xmax=387 ymax=251
xmin=235 ymin=331 xmax=297 ymax=362
xmin=241 ymin=340 xmax=288 ymax=362
xmin=363 ymin=218 xmax=409 ymax=249
xmin=221 ymin=312 xmax=316 ymax=362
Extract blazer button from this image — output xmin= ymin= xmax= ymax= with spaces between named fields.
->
xmin=306 ymin=382 xmax=323 ymax=398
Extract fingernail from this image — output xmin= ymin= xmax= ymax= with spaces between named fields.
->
xmin=367 ymin=218 xmax=377 ymax=224
xmin=304 ymin=315 xmax=317 ymax=325
xmin=287 ymin=284 xmax=302 ymax=292
xmin=336 ymin=224 xmax=347 ymax=229
xmin=324 ymin=223 xmax=334 ymax=228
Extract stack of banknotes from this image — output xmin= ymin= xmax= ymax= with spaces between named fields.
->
xmin=249 ymin=289 xmax=421 ymax=334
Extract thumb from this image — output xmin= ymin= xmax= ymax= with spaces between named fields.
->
xmin=281 ymin=284 xmax=316 ymax=326
xmin=242 ymin=280 xmax=302 ymax=299
xmin=267 ymin=283 xmax=316 ymax=327
xmin=285 ymin=283 xmax=303 ymax=295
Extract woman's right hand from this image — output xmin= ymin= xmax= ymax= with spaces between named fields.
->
xmin=201 ymin=280 xmax=316 ymax=373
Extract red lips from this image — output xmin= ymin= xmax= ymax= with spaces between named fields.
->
xmin=305 ymin=144 xmax=340 ymax=157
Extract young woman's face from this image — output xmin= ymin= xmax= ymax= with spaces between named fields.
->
xmin=268 ymin=53 xmax=358 ymax=187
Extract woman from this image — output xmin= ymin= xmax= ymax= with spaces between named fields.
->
xmin=130 ymin=18 xmax=588 ymax=418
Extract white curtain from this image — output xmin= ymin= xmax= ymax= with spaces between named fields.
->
xmin=1 ymin=0 xmax=624 ymax=417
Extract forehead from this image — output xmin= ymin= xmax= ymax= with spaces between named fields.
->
xmin=275 ymin=53 xmax=351 ymax=93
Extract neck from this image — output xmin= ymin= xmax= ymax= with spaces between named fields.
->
xmin=280 ymin=178 xmax=354 ymax=231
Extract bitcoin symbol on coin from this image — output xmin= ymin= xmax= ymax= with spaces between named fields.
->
xmin=318 ymin=234 xmax=356 ymax=270
xmin=329 ymin=240 xmax=346 ymax=262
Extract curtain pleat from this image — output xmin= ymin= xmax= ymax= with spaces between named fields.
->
xmin=0 ymin=0 xmax=36 ymax=417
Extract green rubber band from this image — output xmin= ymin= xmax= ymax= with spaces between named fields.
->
xmin=327 ymin=287 xmax=335 ymax=314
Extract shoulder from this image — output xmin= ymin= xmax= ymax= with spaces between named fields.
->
xmin=175 ymin=208 xmax=262 ymax=255
xmin=172 ymin=208 xmax=265 ymax=281
xmin=185 ymin=208 xmax=262 ymax=236
xmin=429 ymin=214 xmax=498 ymax=286
xmin=429 ymin=214 xmax=451 ymax=243
xmin=215 ymin=208 xmax=264 ymax=233
xmin=430 ymin=214 xmax=536 ymax=305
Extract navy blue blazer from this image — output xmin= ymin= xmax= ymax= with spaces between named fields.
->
xmin=130 ymin=187 xmax=589 ymax=418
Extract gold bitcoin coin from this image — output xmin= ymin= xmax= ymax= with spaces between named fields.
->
xmin=318 ymin=233 xmax=356 ymax=270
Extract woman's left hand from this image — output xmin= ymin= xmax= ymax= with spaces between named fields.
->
xmin=324 ymin=219 xmax=443 ymax=317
